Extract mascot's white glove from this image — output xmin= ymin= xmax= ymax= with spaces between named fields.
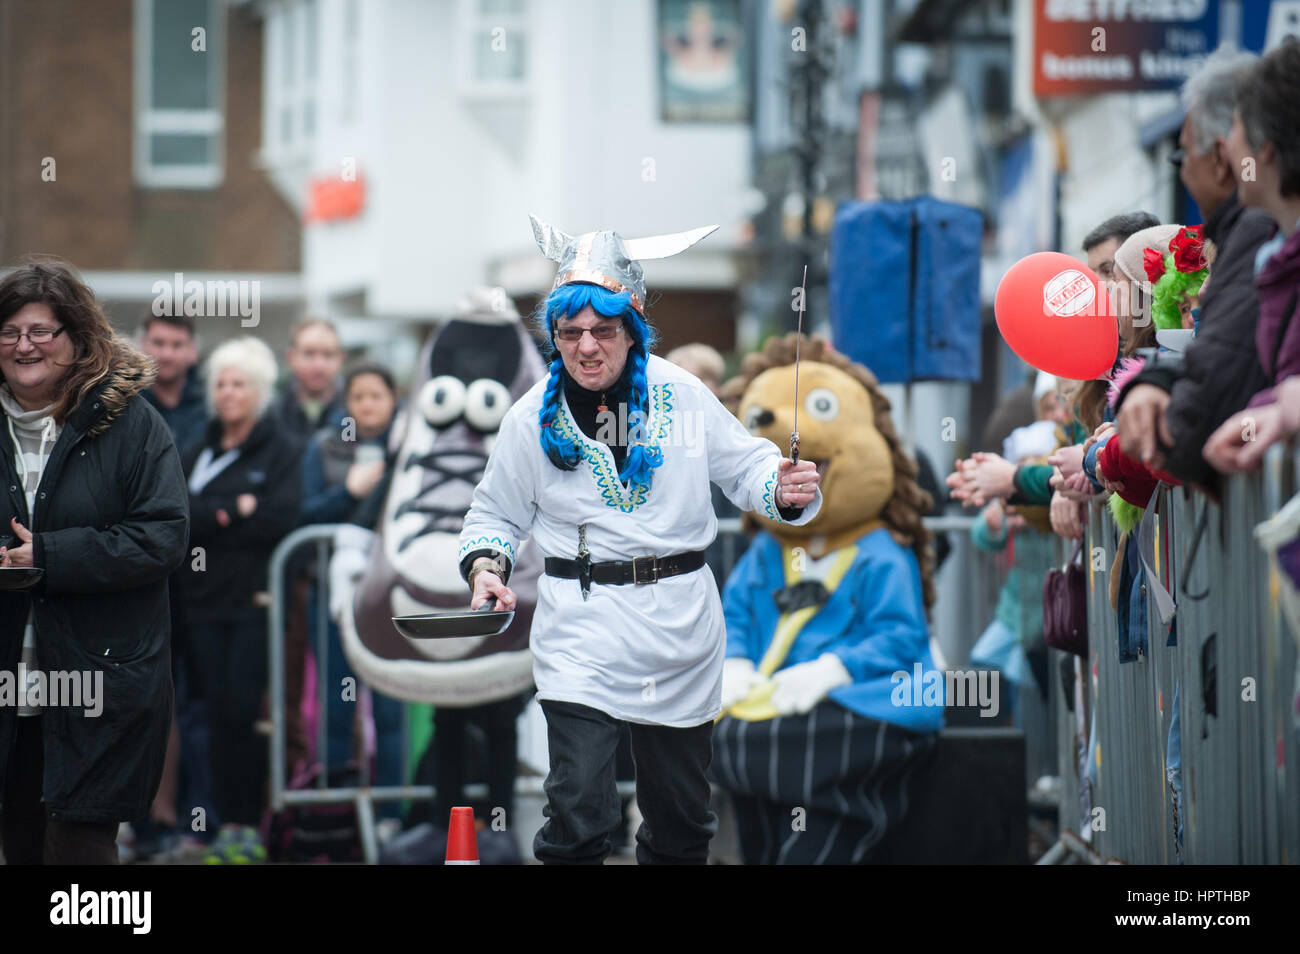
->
xmin=721 ymin=657 xmax=764 ymax=710
xmin=770 ymin=653 xmax=852 ymax=716
xmin=328 ymin=525 xmax=375 ymax=624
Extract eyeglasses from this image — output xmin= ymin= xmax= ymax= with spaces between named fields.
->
xmin=1169 ymin=147 xmax=1185 ymax=169
xmin=554 ymin=325 xmax=623 ymax=343
xmin=0 ymin=326 xmax=66 ymax=346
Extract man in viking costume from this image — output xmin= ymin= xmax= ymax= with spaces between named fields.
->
xmin=458 ymin=215 xmax=822 ymax=864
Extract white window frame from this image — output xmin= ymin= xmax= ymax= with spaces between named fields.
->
xmin=457 ymin=0 xmax=531 ymax=100
xmin=133 ymin=0 xmax=225 ymax=189
xmin=262 ymin=0 xmax=319 ymax=166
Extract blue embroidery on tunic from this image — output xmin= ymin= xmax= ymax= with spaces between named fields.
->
xmin=553 ymin=384 xmax=674 ymax=513
xmin=458 ymin=535 xmax=518 ymax=564
xmin=761 ymin=470 xmax=782 ymax=521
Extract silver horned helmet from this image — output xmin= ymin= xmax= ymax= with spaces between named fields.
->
xmin=529 ymin=213 xmax=718 ymax=315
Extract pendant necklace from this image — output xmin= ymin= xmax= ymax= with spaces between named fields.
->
xmin=597 ymin=392 xmax=608 ymax=414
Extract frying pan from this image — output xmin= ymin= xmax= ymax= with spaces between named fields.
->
xmin=392 ymin=597 xmax=515 ymax=640
xmin=0 ymin=567 xmax=43 ymax=591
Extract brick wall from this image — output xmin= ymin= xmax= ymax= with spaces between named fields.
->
xmin=0 ymin=0 xmax=299 ymax=272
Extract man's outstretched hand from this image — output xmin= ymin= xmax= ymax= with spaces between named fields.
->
xmin=776 ymin=458 xmax=820 ymax=509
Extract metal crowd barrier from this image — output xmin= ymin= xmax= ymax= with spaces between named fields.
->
xmin=1053 ymin=444 xmax=1300 ymax=864
xmin=267 ymin=524 xmax=398 ymax=865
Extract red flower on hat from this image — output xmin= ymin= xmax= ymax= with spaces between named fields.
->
xmin=1143 ymin=247 xmax=1166 ymax=284
xmin=1169 ymin=224 xmax=1207 ymax=273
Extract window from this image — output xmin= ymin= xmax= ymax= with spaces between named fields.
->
xmin=265 ymin=0 xmax=320 ymax=159
xmin=460 ymin=0 xmax=529 ymax=96
xmin=134 ymin=0 xmax=224 ymax=188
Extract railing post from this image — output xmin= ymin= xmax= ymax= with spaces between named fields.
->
xmin=267 ymin=524 xmax=348 ymax=813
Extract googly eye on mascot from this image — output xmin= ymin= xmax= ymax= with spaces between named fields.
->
xmin=711 ymin=333 xmax=944 ymax=865
xmin=328 ymin=287 xmax=545 ymax=861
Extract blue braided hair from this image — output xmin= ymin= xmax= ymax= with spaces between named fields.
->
xmin=534 ymin=283 xmax=664 ymax=492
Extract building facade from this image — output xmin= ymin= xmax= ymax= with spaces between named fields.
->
xmin=0 ymin=0 xmax=303 ymax=350
xmin=253 ymin=0 xmax=756 ymax=372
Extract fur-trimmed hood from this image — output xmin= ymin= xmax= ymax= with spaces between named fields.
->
xmin=79 ymin=343 xmax=158 ymax=439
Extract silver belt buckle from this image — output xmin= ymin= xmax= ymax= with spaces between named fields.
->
xmin=632 ymin=555 xmax=659 ymax=585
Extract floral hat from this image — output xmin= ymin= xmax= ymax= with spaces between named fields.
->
xmin=1142 ymin=225 xmax=1209 ymax=332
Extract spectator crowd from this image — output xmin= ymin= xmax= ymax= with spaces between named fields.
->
xmin=945 ymin=41 xmax=1300 ymax=857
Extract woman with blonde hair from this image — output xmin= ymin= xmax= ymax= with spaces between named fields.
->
xmin=180 ymin=336 xmax=302 ymax=864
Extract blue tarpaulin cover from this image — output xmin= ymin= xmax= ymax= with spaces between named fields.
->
xmin=829 ymin=196 xmax=983 ymax=383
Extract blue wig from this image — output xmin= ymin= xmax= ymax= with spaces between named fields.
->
xmin=535 ymin=283 xmax=663 ymax=492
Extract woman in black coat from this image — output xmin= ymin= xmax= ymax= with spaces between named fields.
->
xmin=0 ymin=259 xmax=189 ymax=864
xmin=179 ymin=336 xmax=301 ymax=864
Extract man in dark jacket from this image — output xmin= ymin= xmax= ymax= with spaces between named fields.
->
xmin=1115 ymin=48 xmax=1274 ymax=488
xmin=270 ymin=317 xmax=346 ymax=773
xmin=138 ymin=313 xmax=206 ymax=458
xmin=269 ymin=318 xmax=347 ymax=439
xmin=135 ymin=311 xmax=207 ymax=857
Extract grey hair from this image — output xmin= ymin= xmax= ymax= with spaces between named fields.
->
xmin=205 ymin=336 xmax=279 ymax=419
xmin=1181 ymin=46 xmax=1259 ymax=155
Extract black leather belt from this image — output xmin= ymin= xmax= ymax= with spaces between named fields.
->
xmin=544 ymin=550 xmax=706 ymax=586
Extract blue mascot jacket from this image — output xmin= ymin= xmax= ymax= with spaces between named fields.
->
xmin=722 ymin=527 xmax=944 ymax=732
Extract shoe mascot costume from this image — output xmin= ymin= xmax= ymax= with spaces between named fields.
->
xmin=712 ymin=334 xmax=944 ymax=864
xmin=329 ymin=287 xmax=546 ymax=863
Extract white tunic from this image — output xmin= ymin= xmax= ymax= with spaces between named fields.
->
xmin=459 ymin=355 xmax=821 ymax=727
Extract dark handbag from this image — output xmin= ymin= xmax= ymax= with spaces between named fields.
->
xmin=1043 ymin=541 xmax=1088 ymax=656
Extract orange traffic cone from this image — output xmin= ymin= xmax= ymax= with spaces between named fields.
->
xmin=445 ymin=807 xmax=480 ymax=865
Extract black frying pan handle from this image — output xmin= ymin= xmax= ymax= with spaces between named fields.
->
xmin=475 ymin=597 xmax=499 ymax=612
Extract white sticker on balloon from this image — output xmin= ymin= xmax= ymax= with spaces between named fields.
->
xmin=1043 ymin=269 xmax=1095 ymax=317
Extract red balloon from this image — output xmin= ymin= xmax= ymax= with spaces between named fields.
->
xmin=994 ymin=251 xmax=1118 ymax=379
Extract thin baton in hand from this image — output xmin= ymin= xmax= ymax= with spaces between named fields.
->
xmin=791 ymin=265 xmax=805 ymax=465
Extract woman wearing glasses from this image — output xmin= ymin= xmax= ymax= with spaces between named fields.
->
xmin=0 ymin=259 xmax=189 ymax=864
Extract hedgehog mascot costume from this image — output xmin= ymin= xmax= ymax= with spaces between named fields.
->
xmin=712 ymin=334 xmax=945 ymax=864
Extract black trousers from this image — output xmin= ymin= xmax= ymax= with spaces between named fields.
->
xmin=534 ymin=700 xmax=717 ymax=865
xmin=0 ymin=716 xmax=119 ymax=865
xmin=431 ymin=693 xmax=526 ymax=825
xmin=187 ymin=613 xmax=269 ymax=827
